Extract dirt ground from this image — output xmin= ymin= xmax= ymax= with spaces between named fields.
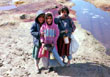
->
xmin=0 ymin=0 xmax=110 ymax=77
xmin=85 ymin=0 xmax=110 ymax=11
xmin=0 ymin=0 xmax=50 ymax=6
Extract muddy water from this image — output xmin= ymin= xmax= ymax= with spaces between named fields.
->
xmin=71 ymin=0 xmax=110 ymax=51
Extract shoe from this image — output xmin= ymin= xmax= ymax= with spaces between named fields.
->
xmin=40 ymin=67 xmax=48 ymax=70
xmin=37 ymin=69 xmax=41 ymax=74
xmin=48 ymin=67 xmax=54 ymax=72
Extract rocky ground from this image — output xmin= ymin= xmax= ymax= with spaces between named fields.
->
xmin=85 ymin=0 xmax=110 ymax=11
xmin=0 ymin=0 xmax=50 ymax=6
xmin=0 ymin=0 xmax=110 ymax=77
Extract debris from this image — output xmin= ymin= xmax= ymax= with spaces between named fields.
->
xmin=12 ymin=0 xmax=24 ymax=6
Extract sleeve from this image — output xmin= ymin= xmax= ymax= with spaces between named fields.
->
xmin=54 ymin=17 xmax=65 ymax=36
xmin=71 ymin=19 xmax=76 ymax=32
xmin=54 ymin=17 xmax=60 ymax=24
xmin=67 ymin=18 xmax=76 ymax=37
xmin=54 ymin=25 xmax=59 ymax=45
xmin=30 ymin=23 xmax=40 ymax=38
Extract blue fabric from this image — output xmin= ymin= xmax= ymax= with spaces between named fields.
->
xmin=31 ymin=10 xmax=45 ymax=59
xmin=49 ymin=59 xmax=60 ymax=67
xmin=31 ymin=10 xmax=45 ymax=47
xmin=62 ymin=54 xmax=72 ymax=60
xmin=31 ymin=22 xmax=41 ymax=47
xmin=49 ymin=47 xmax=65 ymax=67
xmin=36 ymin=10 xmax=44 ymax=18
xmin=32 ymin=45 xmax=40 ymax=60
xmin=54 ymin=16 xmax=75 ymax=38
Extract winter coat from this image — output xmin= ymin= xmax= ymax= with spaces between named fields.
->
xmin=30 ymin=10 xmax=45 ymax=47
xmin=54 ymin=16 xmax=76 ymax=38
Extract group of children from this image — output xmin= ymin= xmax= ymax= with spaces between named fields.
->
xmin=31 ymin=6 xmax=76 ymax=74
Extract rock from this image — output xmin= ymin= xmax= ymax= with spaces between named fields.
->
xmin=20 ymin=14 xmax=27 ymax=19
xmin=9 ymin=22 xmax=16 ymax=26
xmin=0 ymin=22 xmax=8 ymax=27
xmin=0 ymin=22 xmax=16 ymax=27
xmin=55 ymin=6 xmax=58 ymax=8
xmin=0 ymin=63 xmax=3 ymax=67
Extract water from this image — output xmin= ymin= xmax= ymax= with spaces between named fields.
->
xmin=0 ymin=5 xmax=16 ymax=11
xmin=71 ymin=0 xmax=110 ymax=51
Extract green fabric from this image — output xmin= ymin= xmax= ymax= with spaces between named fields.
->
xmin=32 ymin=46 xmax=39 ymax=60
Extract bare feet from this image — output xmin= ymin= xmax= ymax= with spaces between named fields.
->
xmin=66 ymin=60 xmax=70 ymax=67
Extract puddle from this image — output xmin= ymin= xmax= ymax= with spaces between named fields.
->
xmin=71 ymin=0 xmax=110 ymax=52
xmin=0 ymin=5 xmax=17 ymax=11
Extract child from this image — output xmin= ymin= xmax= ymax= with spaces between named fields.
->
xmin=54 ymin=6 xmax=76 ymax=66
xmin=38 ymin=12 xmax=64 ymax=71
xmin=30 ymin=10 xmax=45 ymax=74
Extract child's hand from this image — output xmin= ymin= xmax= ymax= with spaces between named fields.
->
xmin=40 ymin=32 xmax=44 ymax=37
xmin=60 ymin=13 xmax=68 ymax=19
xmin=51 ymin=44 xmax=54 ymax=47
xmin=65 ymin=29 xmax=68 ymax=33
xmin=42 ymin=43 xmax=45 ymax=46
xmin=60 ymin=13 xmax=65 ymax=18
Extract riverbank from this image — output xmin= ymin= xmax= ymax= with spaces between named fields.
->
xmin=85 ymin=0 xmax=110 ymax=11
xmin=0 ymin=0 xmax=110 ymax=77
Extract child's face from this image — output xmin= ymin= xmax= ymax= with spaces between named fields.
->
xmin=38 ymin=14 xmax=45 ymax=24
xmin=61 ymin=10 xmax=68 ymax=18
xmin=46 ymin=16 xmax=53 ymax=25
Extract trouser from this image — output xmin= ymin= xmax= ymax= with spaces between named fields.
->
xmin=62 ymin=55 xmax=72 ymax=60
xmin=50 ymin=47 xmax=65 ymax=67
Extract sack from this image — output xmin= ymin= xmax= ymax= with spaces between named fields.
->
xmin=69 ymin=33 xmax=79 ymax=54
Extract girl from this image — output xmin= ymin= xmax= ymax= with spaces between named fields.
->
xmin=30 ymin=10 xmax=45 ymax=74
xmin=38 ymin=12 xmax=64 ymax=71
xmin=54 ymin=6 xmax=76 ymax=66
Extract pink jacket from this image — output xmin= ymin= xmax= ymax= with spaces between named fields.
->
xmin=38 ymin=12 xmax=59 ymax=58
xmin=40 ymin=14 xmax=59 ymax=45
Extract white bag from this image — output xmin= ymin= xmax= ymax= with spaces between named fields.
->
xmin=64 ymin=36 xmax=69 ymax=44
xmin=69 ymin=33 xmax=79 ymax=54
xmin=42 ymin=57 xmax=48 ymax=68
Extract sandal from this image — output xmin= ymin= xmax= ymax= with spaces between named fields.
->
xmin=48 ymin=67 xmax=54 ymax=72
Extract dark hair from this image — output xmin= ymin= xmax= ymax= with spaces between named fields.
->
xmin=35 ymin=13 xmax=45 ymax=24
xmin=45 ymin=13 xmax=53 ymax=19
xmin=58 ymin=6 xmax=69 ymax=15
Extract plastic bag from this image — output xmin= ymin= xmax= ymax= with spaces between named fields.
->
xmin=69 ymin=33 xmax=79 ymax=54
xmin=42 ymin=57 xmax=48 ymax=68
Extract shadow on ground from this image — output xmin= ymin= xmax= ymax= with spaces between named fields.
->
xmin=53 ymin=62 xmax=110 ymax=77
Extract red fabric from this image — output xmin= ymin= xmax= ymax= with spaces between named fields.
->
xmin=57 ymin=37 xmax=71 ymax=56
xmin=38 ymin=45 xmax=49 ymax=58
